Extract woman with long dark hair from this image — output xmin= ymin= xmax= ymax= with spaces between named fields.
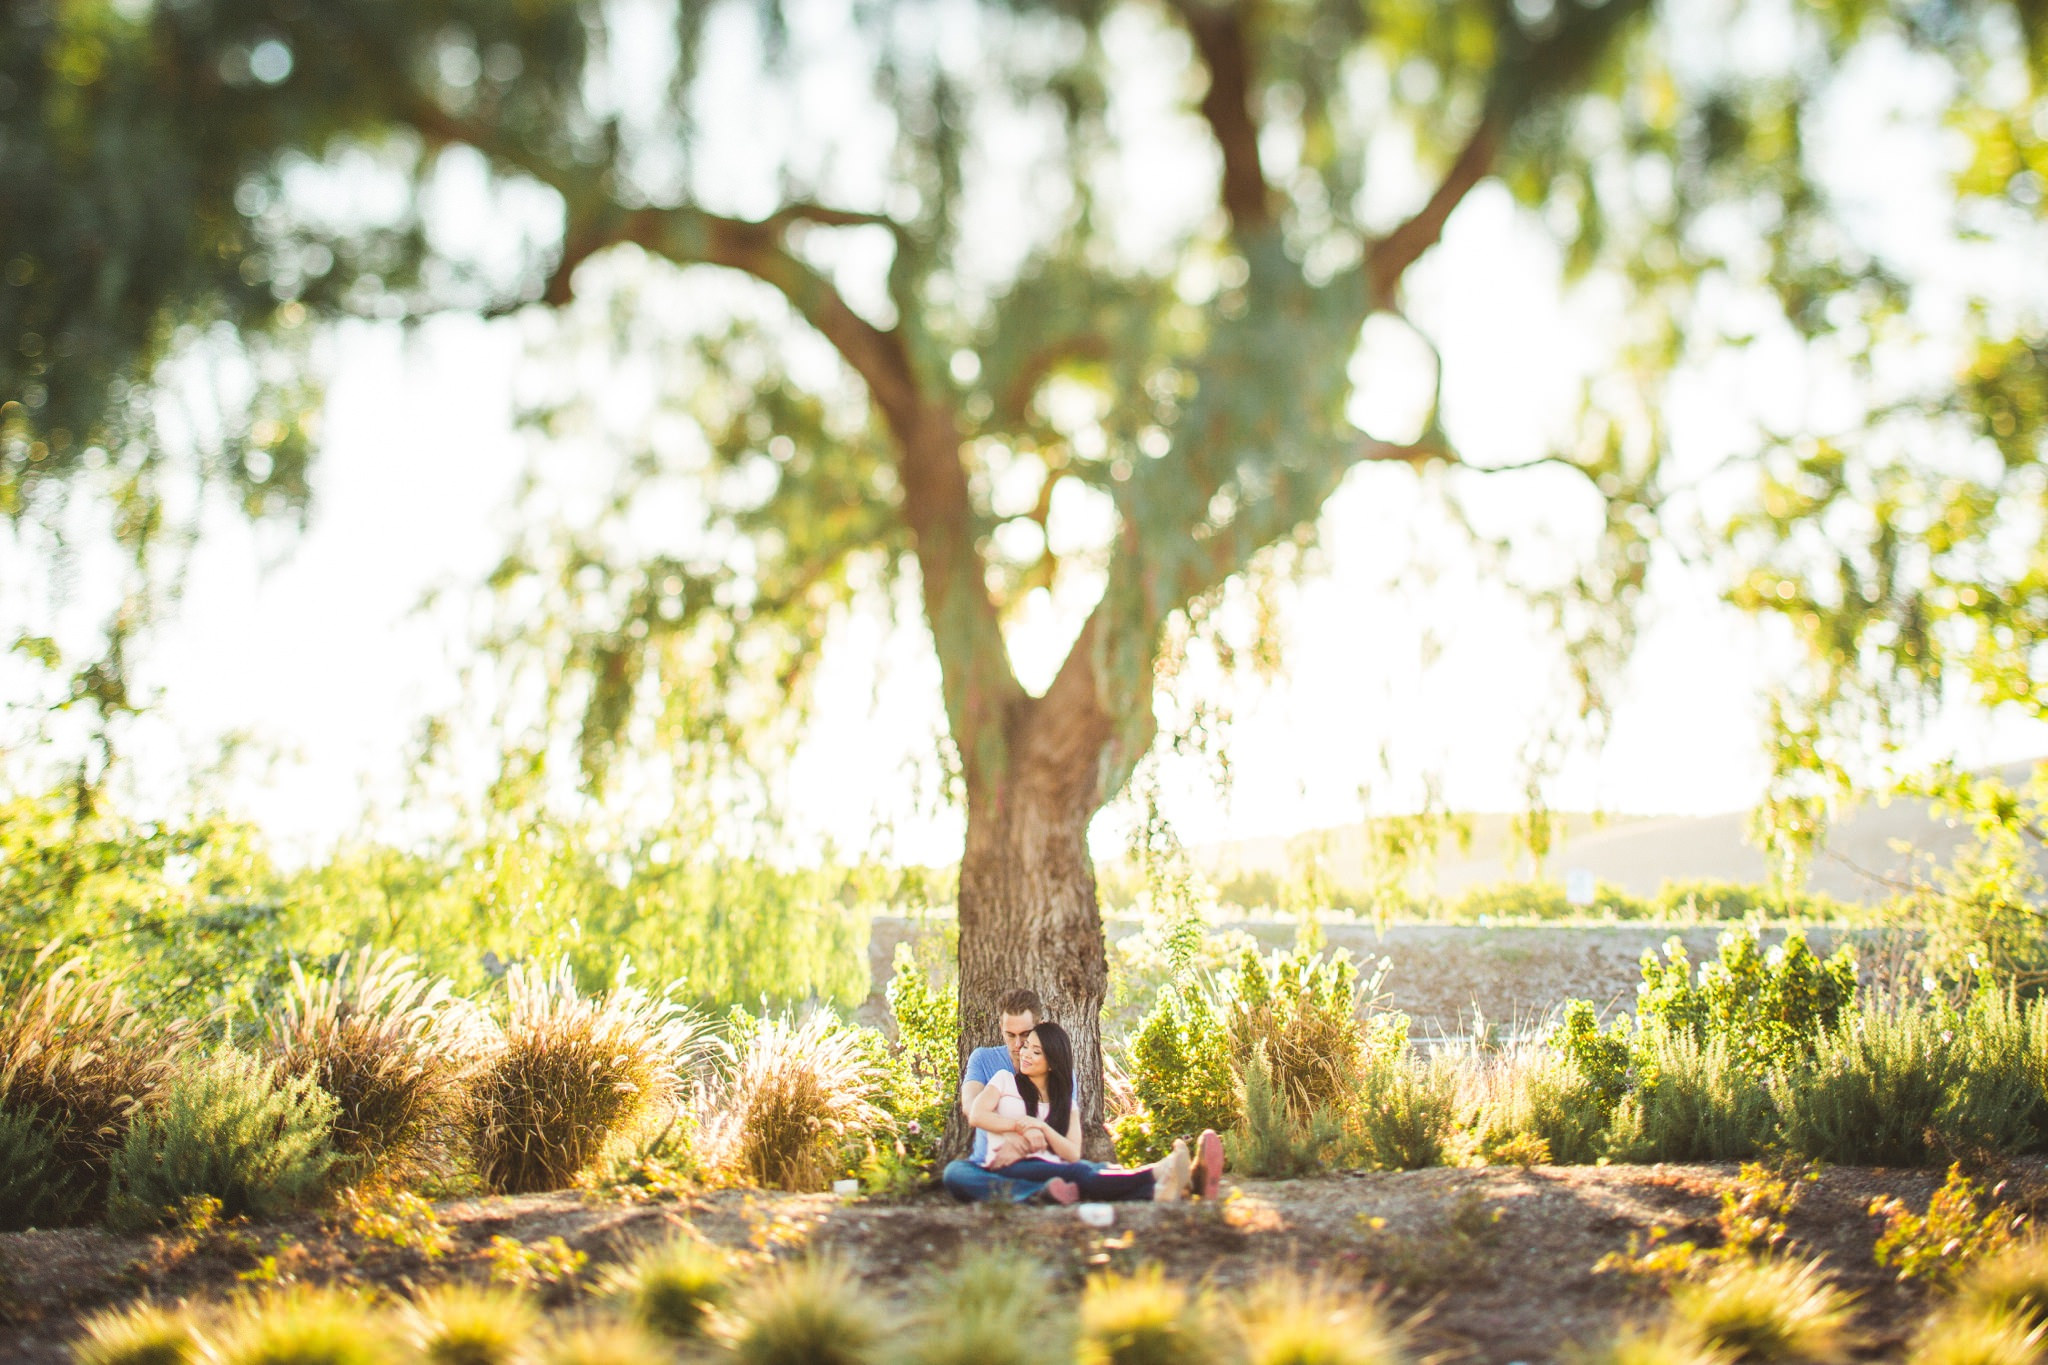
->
xmin=959 ymin=1021 xmax=1220 ymax=1204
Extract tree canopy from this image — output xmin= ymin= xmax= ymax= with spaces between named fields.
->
xmin=8 ymin=0 xmax=2048 ymax=1139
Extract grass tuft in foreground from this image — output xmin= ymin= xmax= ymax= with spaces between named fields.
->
xmin=1233 ymin=1272 xmax=1405 ymax=1365
xmin=402 ymin=1283 xmax=540 ymax=1365
xmin=1666 ymin=1258 xmax=1855 ymax=1364
xmin=69 ymin=1300 xmax=209 ymax=1365
xmin=600 ymin=1230 xmax=736 ymax=1340
xmin=1078 ymin=1266 xmax=1221 ymax=1365
xmin=727 ymin=1255 xmax=886 ymax=1365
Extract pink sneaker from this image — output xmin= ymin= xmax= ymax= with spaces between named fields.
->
xmin=1045 ymin=1178 xmax=1081 ymax=1205
xmin=1192 ymin=1129 xmax=1224 ymax=1200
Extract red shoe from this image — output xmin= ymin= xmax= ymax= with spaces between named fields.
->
xmin=1192 ymin=1129 xmax=1224 ymax=1200
xmin=1046 ymin=1178 xmax=1081 ymax=1205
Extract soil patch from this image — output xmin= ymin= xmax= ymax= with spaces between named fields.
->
xmin=0 ymin=1162 xmax=1994 ymax=1364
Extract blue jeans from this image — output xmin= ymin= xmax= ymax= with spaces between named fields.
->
xmin=942 ymin=1158 xmax=1154 ymax=1204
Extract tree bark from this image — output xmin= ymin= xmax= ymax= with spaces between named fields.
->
xmin=946 ymin=652 xmax=1118 ymax=1160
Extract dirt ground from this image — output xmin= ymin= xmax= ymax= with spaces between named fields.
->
xmin=0 ymin=1162 xmax=1986 ymax=1363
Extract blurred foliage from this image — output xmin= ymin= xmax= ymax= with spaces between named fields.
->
xmin=0 ymin=782 xmax=884 ymax=1022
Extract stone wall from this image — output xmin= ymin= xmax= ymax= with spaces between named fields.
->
xmin=860 ymin=915 xmax=1908 ymax=1040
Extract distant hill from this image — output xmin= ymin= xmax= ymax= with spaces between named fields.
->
xmin=1179 ymin=761 xmax=2042 ymax=904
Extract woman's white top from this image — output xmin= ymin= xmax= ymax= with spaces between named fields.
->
xmin=986 ymin=1068 xmax=1046 ymax=1121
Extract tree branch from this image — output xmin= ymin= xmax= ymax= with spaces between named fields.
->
xmin=1364 ymin=114 xmax=1504 ymax=309
xmin=1166 ymin=0 xmax=1274 ymax=234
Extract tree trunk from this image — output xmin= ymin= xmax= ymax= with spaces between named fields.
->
xmin=947 ymin=675 xmax=1116 ymax=1160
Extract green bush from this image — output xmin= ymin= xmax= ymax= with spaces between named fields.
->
xmin=1223 ymin=1047 xmax=1347 ymax=1179
xmin=698 ymin=1009 xmax=890 ymax=1192
xmin=1448 ymin=880 xmax=1651 ymax=922
xmin=401 ymin=1284 xmax=539 ymax=1365
xmin=876 ymin=949 xmax=957 ymax=1174
xmin=1354 ymin=1050 xmax=1457 ymax=1171
xmin=1124 ymin=987 xmax=1240 ymax=1161
xmin=69 ymin=1300 xmax=211 ymax=1365
xmin=1636 ymin=927 xmax=1858 ymax=1072
xmin=1605 ymin=1028 xmax=1773 ymax=1162
xmin=105 ymin=1047 xmax=338 ymax=1232
xmin=215 ymin=1287 xmax=394 ymax=1365
xmin=1774 ymin=1005 xmax=2037 ymax=1166
xmin=0 ymin=1105 xmax=90 ymax=1230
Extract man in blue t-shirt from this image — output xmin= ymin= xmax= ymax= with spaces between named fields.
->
xmin=941 ymin=986 xmax=1076 ymax=1201
xmin=958 ymin=987 xmax=1059 ymax=1167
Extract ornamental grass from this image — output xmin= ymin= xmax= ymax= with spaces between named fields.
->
xmin=0 ymin=947 xmax=192 ymax=1222
xmin=464 ymin=961 xmax=706 ymax=1194
xmin=267 ymin=948 xmax=479 ymax=1181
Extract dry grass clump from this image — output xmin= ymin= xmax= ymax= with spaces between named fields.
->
xmin=697 ymin=1012 xmax=889 ymax=1191
xmin=1232 ymin=1272 xmax=1405 ymax=1365
xmin=214 ymin=1286 xmax=394 ymax=1365
xmin=69 ymin=1299 xmax=210 ymax=1365
xmin=402 ymin=1284 xmax=540 ymax=1365
xmin=1959 ymin=1239 xmax=2048 ymax=1327
xmin=599 ymin=1230 xmax=736 ymax=1340
xmin=1575 ymin=1324 xmax=1734 ymax=1365
xmin=465 ymin=961 xmax=706 ymax=1194
xmin=537 ymin=1319 xmax=667 ymax=1365
xmin=268 ymin=949 xmax=478 ymax=1180
xmin=726 ymin=1256 xmax=887 ymax=1365
xmin=1906 ymin=1309 xmax=2046 ymax=1365
xmin=1078 ymin=1266 xmax=1221 ymax=1365
xmin=1666 ymin=1259 xmax=1856 ymax=1364
xmin=0 ymin=948 xmax=192 ymax=1219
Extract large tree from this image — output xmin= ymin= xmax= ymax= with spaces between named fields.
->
xmin=9 ymin=0 xmax=2043 ymax=1148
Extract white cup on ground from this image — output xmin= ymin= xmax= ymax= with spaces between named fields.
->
xmin=831 ymin=1178 xmax=859 ymax=1196
xmin=1077 ymin=1203 xmax=1114 ymax=1227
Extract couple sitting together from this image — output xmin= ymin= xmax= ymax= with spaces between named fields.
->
xmin=940 ymin=988 xmax=1223 ymax=1205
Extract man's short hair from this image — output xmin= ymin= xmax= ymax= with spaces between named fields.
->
xmin=997 ymin=988 xmax=1044 ymax=1020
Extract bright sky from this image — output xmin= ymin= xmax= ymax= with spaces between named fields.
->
xmin=5 ymin=0 xmax=2047 ymax=868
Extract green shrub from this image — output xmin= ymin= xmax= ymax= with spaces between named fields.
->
xmin=1872 ymin=1166 xmax=2027 ymax=1286
xmin=1224 ymin=1046 xmax=1346 ymax=1179
xmin=0 ymin=1104 xmax=90 ymax=1230
xmin=464 ymin=961 xmax=704 ymax=1194
xmin=1666 ymin=1258 xmax=1855 ymax=1364
xmin=699 ymin=1009 xmax=890 ymax=1191
xmin=402 ymin=1284 xmax=539 ymax=1365
xmin=1078 ymin=1268 xmax=1219 ymax=1365
xmin=904 ymin=1248 xmax=1068 ymax=1365
xmin=1636 ymin=928 xmax=1858 ymax=1072
xmin=1556 ymin=999 xmax=1634 ymax=1107
xmin=1222 ymin=944 xmax=1372 ymax=1121
xmin=729 ymin=1256 xmax=886 ymax=1365
xmin=1605 ymin=1029 xmax=1773 ymax=1163
xmin=1231 ymin=1271 xmax=1405 ymax=1365
xmin=1354 ymin=1051 xmax=1457 ymax=1171
xmin=1775 ymin=1005 xmax=2036 ymax=1166
xmin=1449 ymin=881 xmax=1572 ymax=921
xmin=878 ymin=948 xmax=957 ymax=1172
xmin=267 ymin=948 xmax=476 ymax=1181
xmin=0 ymin=950 xmax=192 ymax=1220
xmin=602 ymin=1232 xmax=735 ymax=1340
xmin=105 ymin=1047 xmax=338 ymax=1233
xmin=70 ymin=1300 xmax=210 ymax=1365
xmin=1124 ymin=986 xmax=1240 ymax=1161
